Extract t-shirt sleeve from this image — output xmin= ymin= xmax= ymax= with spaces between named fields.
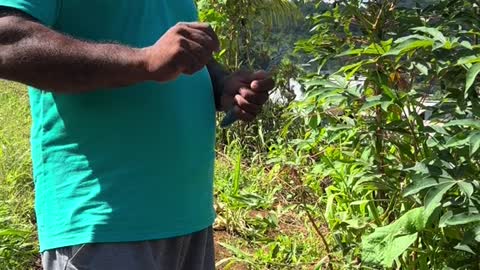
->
xmin=0 ymin=0 xmax=59 ymax=26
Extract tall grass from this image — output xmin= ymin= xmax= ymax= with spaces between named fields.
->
xmin=0 ymin=81 xmax=38 ymax=270
xmin=214 ymin=140 xmax=327 ymax=269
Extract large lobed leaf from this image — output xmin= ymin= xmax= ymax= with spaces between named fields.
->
xmin=361 ymin=207 xmax=427 ymax=268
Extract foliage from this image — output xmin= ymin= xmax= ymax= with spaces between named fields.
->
xmin=278 ymin=0 xmax=480 ymax=268
xmin=196 ymin=0 xmax=302 ymax=71
xmin=213 ymin=142 xmax=325 ymax=269
xmin=0 ymin=82 xmax=38 ymax=270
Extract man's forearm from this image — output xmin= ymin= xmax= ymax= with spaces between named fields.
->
xmin=0 ymin=14 xmax=149 ymax=92
xmin=207 ymin=58 xmax=230 ymax=111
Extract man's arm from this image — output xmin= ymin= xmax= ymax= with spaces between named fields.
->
xmin=0 ymin=8 xmax=220 ymax=93
xmin=206 ymin=58 xmax=231 ymax=111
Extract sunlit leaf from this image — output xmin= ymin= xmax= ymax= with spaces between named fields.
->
xmin=454 ymin=243 xmax=475 ymax=254
xmin=394 ymin=34 xmax=430 ymax=44
xmin=444 ymin=119 xmax=480 ymax=129
xmin=415 ymin=63 xmax=429 ymax=76
xmin=424 ymin=181 xmax=456 ymax=217
xmin=460 ymin=41 xmax=473 ymax=50
xmin=439 ymin=211 xmax=454 ymax=228
xmin=444 ymin=135 xmax=470 ymax=148
xmin=404 ymin=177 xmax=440 ymax=197
xmin=458 ymin=181 xmax=474 ymax=198
xmin=474 ymin=226 xmax=480 ymax=242
xmin=362 ymin=208 xmax=425 ymax=267
xmin=408 ymin=163 xmax=427 ymax=174
xmin=412 ymin=26 xmax=447 ymax=43
xmin=445 ymin=213 xmax=480 ymax=226
xmin=359 ymin=96 xmax=392 ymax=112
xmin=466 ymin=63 xmax=480 ymax=92
xmin=384 ymin=40 xmax=435 ymax=56
xmin=457 ymin=55 xmax=480 ymax=66
xmin=469 ymin=132 xmax=480 ymax=156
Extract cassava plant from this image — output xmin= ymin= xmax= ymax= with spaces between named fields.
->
xmin=281 ymin=0 xmax=480 ymax=269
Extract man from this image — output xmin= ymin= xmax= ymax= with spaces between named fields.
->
xmin=0 ymin=0 xmax=274 ymax=269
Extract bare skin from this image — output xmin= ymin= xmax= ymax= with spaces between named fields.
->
xmin=0 ymin=8 xmax=274 ymax=120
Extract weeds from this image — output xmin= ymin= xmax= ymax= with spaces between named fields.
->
xmin=0 ymin=81 xmax=38 ymax=270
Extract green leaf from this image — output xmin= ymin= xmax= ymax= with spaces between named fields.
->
xmin=412 ymin=26 xmax=447 ymax=43
xmin=424 ymin=181 xmax=456 ymax=217
xmin=428 ymin=124 xmax=449 ymax=135
xmin=231 ymin=152 xmax=242 ymax=195
xmin=304 ymin=79 xmax=341 ymax=89
xmin=469 ymin=132 xmax=480 ymax=156
xmin=384 ymin=40 xmax=434 ymax=56
xmin=415 ymin=63 xmax=429 ymax=76
xmin=394 ymin=34 xmax=429 ymax=44
xmin=403 ymin=177 xmax=439 ymax=197
xmin=445 ymin=213 xmax=480 ymax=226
xmin=350 ymin=200 xmax=370 ymax=206
xmin=458 ymin=181 xmax=474 ymax=198
xmin=457 ymin=55 xmax=480 ymax=66
xmin=339 ymin=61 xmax=365 ymax=74
xmin=427 ymin=137 xmax=438 ymax=147
xmin=363 ymin=42 xmax=387 ymax=55
xmin=444 ymin=134 xmax=470 ymax=148
xmin=439 ymin=211 xmax=453 ymax=228
xmin=337 ymin=48 xmax=364 ymax=57
xmin=359 ymin=96 xmax=392 ymax=112
xmin=444 ymin=119 xmax=480 ymax=129
xmin=466 ymin=63 xmax=480 ymax=92
xmin=380 ymin=101 xmax=392 ymax=112
xmin=381 ymin=85 xmax=397 ymax=101
xmin=463 ymin=226 xmax=480 ymax=244
xmin=325 ymin=192 xmax=336 ymax=220
xmin=460 ymin=41 xmax=473 ymax=50
xmin=405 ymin=162 xmax=429 ymax=174
xmin=474 ymin=226 xmax=480 ymax=242
xmin=362 ymin=208 xmax=425 ymax=267
xmin=454 ymin=243 xmax=475 ymax=254
xmin=220 ymin=242 xmax=252 ymax=258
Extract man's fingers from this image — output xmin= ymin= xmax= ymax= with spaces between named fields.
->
xmin=251 ymin=77 xmax=275 ymax=93
xmin=235 ymin=94 xmax=262 ymax=115
xmin=177 ymin=46 xmax=203 ymax=75
xmin=180 ymin=26 xmax=219 ymax=53
xmin=179 ymin=38 xmax=211 ymax=67
xmin=239 ymin=88 xmax=269 ymax=105
xmin=184 ymin=22 xmax=220 ymax=52
xmin=233 ymin=105 xmax=255 ymax=122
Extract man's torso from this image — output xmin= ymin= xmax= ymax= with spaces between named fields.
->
xmin=1 ymin=0 xmax=217 ymax=252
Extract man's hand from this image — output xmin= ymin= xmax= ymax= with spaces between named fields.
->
xmin=220 ymin=70 xmax=275 ymax=122
xmin=144 ymin=22 xmax=220 ymax=82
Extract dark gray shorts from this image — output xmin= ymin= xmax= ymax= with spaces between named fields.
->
xmin=41 ymin=227 xmax=215 ymax=270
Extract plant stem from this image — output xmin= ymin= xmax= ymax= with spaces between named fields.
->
xmin=290 ymin=167 xmax=334 ymax=270
xmin=412 ymin=237 xmax=419 ymax=270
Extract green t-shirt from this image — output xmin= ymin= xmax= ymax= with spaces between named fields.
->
xmin=0 ymin=0 xmax=217 ymax=252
